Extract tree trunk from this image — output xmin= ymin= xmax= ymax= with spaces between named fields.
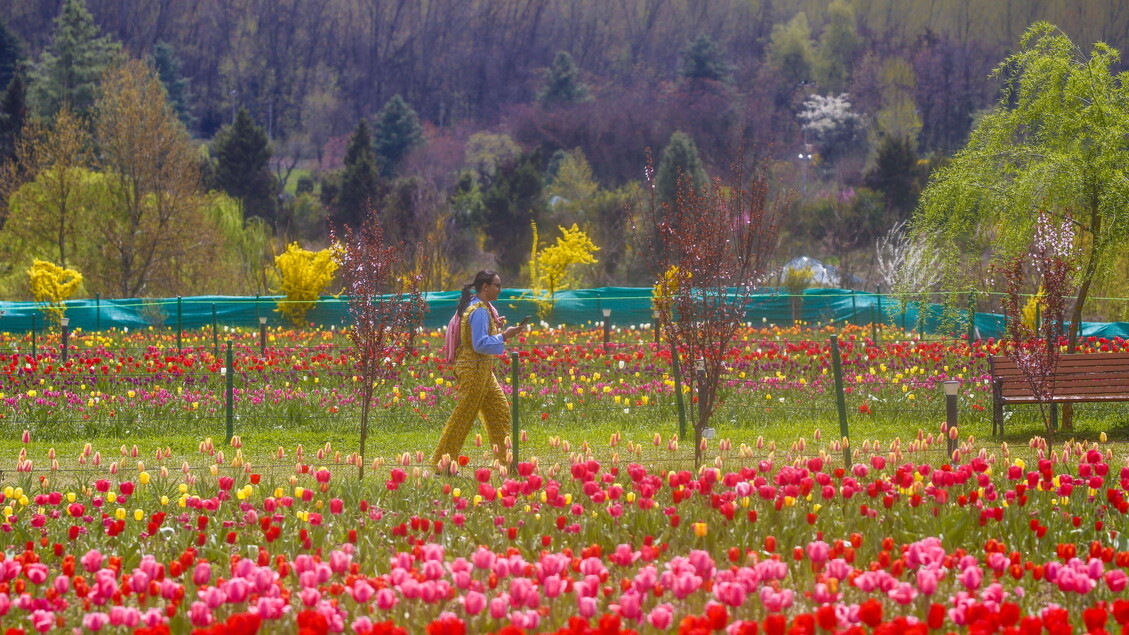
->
xmin=1062 ymin=202 xmax=1102 ymax=430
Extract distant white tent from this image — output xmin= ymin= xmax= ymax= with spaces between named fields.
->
xmin=775 ymin=256 xmax=861 ymax=287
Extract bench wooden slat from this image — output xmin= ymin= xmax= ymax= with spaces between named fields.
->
xmin=987 ymin=353 xmax=1129 ymax=438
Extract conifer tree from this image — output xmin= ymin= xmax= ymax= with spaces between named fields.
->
xmin=680 ymin=34 xmax=732 ymax=84
xmin=655 ymin=131 xmax=708 ymax=207
xmin=152 ymin=41 xmax=195 ymax=130
xmin=335 ymin=119 xmax=380 ymax=227
xmin=538 ymin=51 xmax=590 ymax=108
xmin=0 ymin=20 xmax=22 ymax=91
xmin=211 ymin=107 xmax=276 ymax=224
xmin=482 ymin=150 xmax=544 ymax=275
xmin=28 ymin=0 xmax=120 ymax=118
xmin=373 ymin=94 xmax=422 ymax=177
xmin=0 ymin=73 xmax=27 ymax=165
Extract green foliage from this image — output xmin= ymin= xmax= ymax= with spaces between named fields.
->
xmin=865 ymin=135 xmax=925 ymax=218
xmin=767 ymin=13 xmax=816 ymax=86
xmin=482 ymin=150 xmax=544 ymax=277
xmin=211 ymin=107 xmax=276 ymax=224
xmin=28 ymin=0 xmax=120 ymax=119
xmin=0 ymin=20 xmax=23 ymax=91
xmin=539 ymin=51 xmax=590 ymax=108
xmin=0 ymin=73 xmax=27 ymax=164
xmin=546 ymin=148 xmax=598 ymax=223
xmin=655 ymin=131 xmax=707 ymax=207
xmin=373 ymin=94 xmax=423 ymax=178
xmin=680 ymin=34 xmax=732 ymax=84
xmin=463 ymin=133 xmax=520 ymax=185
xmin=152 ymin=41 xmax=194 ymax=130
xmin=815 ymin=0 xmax=860 ymax=93
xmin=335 ymin=119 xmax=380 ymax=228
xmin=875 ymin=57 xmax=922 ymax=143
xmin=914 ymin=23 xmax=1129 ymax=331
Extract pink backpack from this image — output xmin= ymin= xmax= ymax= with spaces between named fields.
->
xmin=443 ymin=311 xmax=461 ymax=363
xmin=443 ymin=302 xmax=501 ymax=363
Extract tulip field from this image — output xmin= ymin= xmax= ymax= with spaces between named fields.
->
xmin=1 ymin=324 xmax=1128 ymax=634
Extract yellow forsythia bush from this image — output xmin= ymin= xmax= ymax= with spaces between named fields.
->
xmin=274 ymin=243 xmax=338 ymax=326
xmin=28 ymin=259 xmax=83 ymax=327
xmin=527 ymin=223 xmax=599 ymax=319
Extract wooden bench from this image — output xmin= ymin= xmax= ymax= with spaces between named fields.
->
xmin=988 ymin=352 xmax=1129 ymax=437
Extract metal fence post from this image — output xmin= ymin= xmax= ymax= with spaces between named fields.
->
xmin=944 ymin=380 xmax=959 ymax=460
xmin=176 ymin=296 xmax=183 ymax=353
xmin=95 ymin=292 xmax=101 ymax=331
xmin=967 ymin=292 xmax=976 ymax=343
xmin=212 ymin=304 xmax=219 ymax=358
xmin=829 ymin=334 xmax=850 ymax=467
xmin=510 ymin=351 xmax=519 ymax=470
xmin=225 ymin=340 xmax=234 ymax=442
xmin=30 ymin=314 xmax=37 ymax=359
xmin=670 ymin=344 xmax=687 ymax=442
xmin=851 ymin=290 xmax=857 ymax=326
xmin=60 ymin=317 xmax=70 ymax=363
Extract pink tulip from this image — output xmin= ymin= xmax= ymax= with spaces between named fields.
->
xmin=489 ymin=594 xmax=510 ymax=619
xmin=464 ymin=591 xmax=486 ymax=615
xmin=806 ymin=540 xmax=830 ymax=564
xmin=83 ymin=613 xmax=110 ymax=632
xmin=352 ymin=617 xmax=374 ymax=635
xmin=649 ymin=604 xmax=674 ymax=630
xmin=715 ymin=581 xmax=746 ymax=608
xmin=82 ymin=549 xmax=105 ymax=573
xmin=300 ymin=587 xmax=321 ymax=607
xmin=130 ymin=571 xmax=150 ymax=594
xmin=225 ymin=577 xmax=250 ymax=603
xmin=1106 ymin=570 xmax=1128 ymax=592
xmin=916 ymin=568 xmax=939 ymax=595
xmin=351 ymin=580 xmax=375 ymax=603
xmin=959 ymin=565 xmax=983 ymax=591
xmin=32 ymin=609 xmax=54 ymax=633
xmin=888 ymin=582 xmax=918 ymax=605
xmin=199 ymin=585 xmax=226 ymax=609
xmin=189 ymin=602 xmax=213 ymax=627
xmin=578 ymin=596 xmax=597 ymax=619
xmin=375 ymin=588 xmax=397 ymax=610
xmin=193 ymin=562 xmax=211 ymax=586
xmin=255 ymin=597 xmax=288 ymax=619
xmin=24 ymin=563 xmax=48 ymax=584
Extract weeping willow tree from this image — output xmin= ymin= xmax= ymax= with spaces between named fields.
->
xmin=914 ymin=23 xmax=1129 ymax=429
xmin=915 ymin=22 xmax=1129 ymax=342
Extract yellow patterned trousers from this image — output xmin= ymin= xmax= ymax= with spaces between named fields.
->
xmin=431 ymin=359 xmax=510 ymax=466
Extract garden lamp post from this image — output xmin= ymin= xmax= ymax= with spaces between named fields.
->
xmin=259 ymin=316 xmax=268 ymax=355
xmin=602 ymin=308 xmax=611 ymax=347
xmin=943 ymin=380 xmax=960 ymax=459
xmin=652 ymin=310 xmax=661 ymax=344
xmin=60 ymin=317 xmax=70 ymax=363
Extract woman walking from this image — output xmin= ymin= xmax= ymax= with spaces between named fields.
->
xmin=431 ymin=269 xmax=524 ymax=468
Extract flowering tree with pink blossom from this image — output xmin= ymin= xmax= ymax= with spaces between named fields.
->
xmin=997 ymin=211 xmax=1076 ymax=433
xmin=331 ymin=209 xmax=427 ymax=478
xmin=636 ymin=154 xmax=783 ymax=467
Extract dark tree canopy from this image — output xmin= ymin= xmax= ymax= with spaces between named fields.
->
xmin=373 ymin=95 xmax=423 ymax=178
xmin=28 ymin=0 xmax=120 ymax=118
xmin=865 ymin=134 xmax=923 ymax=219
xmin=0 ymin=72 xmax=26 ymax=165
xmin=655 ymin=131 xmax=708 ymax=207
xmin=680 ymin=34 xmax=732 ymax=84
xmin=482 ymin=150 xmax=543 ymax=274
xmin=0 ymin=20 xmax=22 ymax=91
xmin=335 ymin=119 xmax=381 ymax=228
xmin=211 ymin=107 xmax=276 ymax=224
xmin=152 ymin=41 xmax=194 ymax=130
xmin=539 ymin=51 xmax=590 ymax=108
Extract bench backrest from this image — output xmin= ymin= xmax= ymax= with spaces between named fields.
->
xmin=988 ymin=352 xmax=1129 ymax=400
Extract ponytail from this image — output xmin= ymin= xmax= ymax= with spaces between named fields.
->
xmin=456 ymin=283 xmax=474 ymax=317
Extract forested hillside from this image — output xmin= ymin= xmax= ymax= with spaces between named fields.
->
xmin=0 ymin=0 xmax=1126 ymax=298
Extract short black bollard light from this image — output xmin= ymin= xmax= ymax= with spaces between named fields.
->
xmin=652 ymin=310 xmax=661 ymax=344
xmin=602 ymin=308 xmax=611 ymax=347
xmin=943 ymin=380 xmax=960 ymax=460
xmin=259 ymin=316 xmax=268 ymax=356
xmin=60 ymin=317 xmax=70 ymax=363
